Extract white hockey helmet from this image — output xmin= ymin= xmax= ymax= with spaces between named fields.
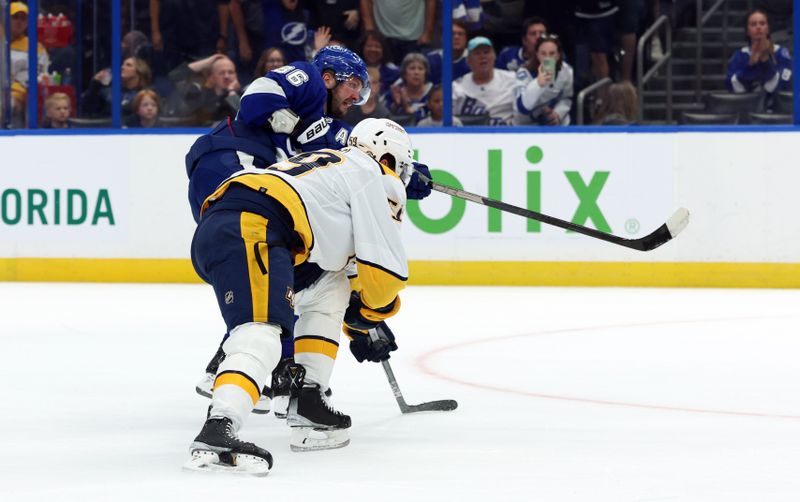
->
xmin=348 ymin=118 xmax=414 ymax=185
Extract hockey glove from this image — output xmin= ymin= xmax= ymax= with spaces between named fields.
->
xmin=406 ymin=162 xmax=432 ymax=200
xmin=267 ymin=108 xmax=300 ymax=134
xmin=346 ymin=322 xmax=398 ymax=363
xmin=343 ymin=291 xmax=400 ymax=332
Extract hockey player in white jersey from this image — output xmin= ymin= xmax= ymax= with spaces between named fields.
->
xmin=184 ymin=118 xmax=413 ymax=475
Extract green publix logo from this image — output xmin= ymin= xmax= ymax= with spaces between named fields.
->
xmin=408 ymin=146 xmax=611 ymax=235
xmin=1 ymin=188 xmax=114 ymax=225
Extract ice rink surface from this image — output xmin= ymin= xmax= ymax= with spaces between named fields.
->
xmin=2 ymin=282 xmax=799 ymax=501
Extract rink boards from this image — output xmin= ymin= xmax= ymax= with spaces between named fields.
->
xmin=1 ymin=130 xmax=799 ymax=287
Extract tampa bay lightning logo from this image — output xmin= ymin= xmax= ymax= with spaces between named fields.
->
xmin=281 ymin=22 xmax=308 ymax=46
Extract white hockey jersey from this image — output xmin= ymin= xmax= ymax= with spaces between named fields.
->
xmin=202 ymin=147 xmax=408 ymax=310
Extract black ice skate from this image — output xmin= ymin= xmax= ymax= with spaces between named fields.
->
xmin=183 ymin=417 xmax=273 ymax=476
xmin=286 ymin=383 xmax=351 ymax=452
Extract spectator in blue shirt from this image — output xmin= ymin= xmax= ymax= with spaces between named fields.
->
xmin=426 ymin=19 xmax=471 ymax=84
xmin=726 ymin=8 xmax=792 ymax=95
xmin=496 ymin=17 xmax=549 ymax=73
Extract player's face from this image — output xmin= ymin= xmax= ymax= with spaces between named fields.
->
xmin=452 ymin=25 xmax=467 ymax=52
xmin=747 ymin=12 xmax=769 ymax=42
xmin=523 ymin=23 xmax=547 ymax=53
xmin=330 ymin=77 xmax=363 ymax=117
xmin=403 ymin=61 xmax=426 ymax=87
xmin=138 ymin=96 xmax=159 ymax=120
xmin=363 ymin=36 xmax=383 ymax=65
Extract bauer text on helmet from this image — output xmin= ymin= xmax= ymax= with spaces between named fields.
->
xmin=348 ymin=118 xmax=414 ymax=185
xmin=312 ymin=46 xmax=371 ymax=105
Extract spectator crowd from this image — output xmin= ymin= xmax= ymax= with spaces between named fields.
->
xmin=3 ymin=0 xmax=794 ymax=129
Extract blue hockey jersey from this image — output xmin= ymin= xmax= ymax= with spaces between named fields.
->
xmin=726 ymin=44 xmax=792 ymax=93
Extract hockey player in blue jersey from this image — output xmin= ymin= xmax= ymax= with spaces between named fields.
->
xmin=186 ymin=46 xmax=433 ymax=421
xmin=726 ymin=9 xmax=792 ymax=95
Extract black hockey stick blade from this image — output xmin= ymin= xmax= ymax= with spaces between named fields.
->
xmin=418 ymin=173 xmax=690 ymax=252
xmin=381 ymin=360 xmax=458 ymax=414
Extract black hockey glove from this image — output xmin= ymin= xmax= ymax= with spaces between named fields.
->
xmin=405 ymin=162 xmax=432 ymax=200
xmin=346 ymin=321 xmax=398 ymax=363
xmin=343 ymin=291 xmax=400 ymax=331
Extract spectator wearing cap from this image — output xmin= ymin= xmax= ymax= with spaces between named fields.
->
xmin=9 ymin=1 xmax=52 ymax=125
xmin=497 ymin=17 xmax=549 ymax=73
xmin=426 ymin=19 xmax=471 ymax=85
xmin=453 ymin=36 xmax=517 ymax=126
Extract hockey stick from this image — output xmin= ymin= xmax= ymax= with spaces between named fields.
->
xmin=369 ymin=327 xmax=458 ymax=413
xmin=417 ymin=173 xmax=690 ymax=252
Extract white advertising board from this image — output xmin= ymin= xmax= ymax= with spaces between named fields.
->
xmin=1 ymin=131 xmax=799 ymax=285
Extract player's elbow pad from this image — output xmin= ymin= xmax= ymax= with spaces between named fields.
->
xmin=268 ymin=108 xmax=300 ymax=134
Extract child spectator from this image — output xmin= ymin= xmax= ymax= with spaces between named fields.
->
xmin=497 ymin=17 xmax=549 ymax=72
xmin=42 ymin=92 xmax=72 ymax=129
xmin=387 ymin=52 xmax=434 ymax=121
xmin=514 ymin=35 xmax=574 ymax=126
xmin=125 ymin=89 xmax=163 ymax=128
xmin=81 ymin=57 xmax=152 ymax=119
xmin=726 ymin=8 xmax=792 ymax=95
xmin=416 ymin=85 xmax=463 ymax=127
xmin=592 ymin=81 xmax=639 ymax=125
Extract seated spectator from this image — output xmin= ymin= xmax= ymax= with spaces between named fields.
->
xmin=360 ymin=31 xmax=401 ymax=96
xmin=81 ymin=57 xmax=152 ymax=119
xmin=453 ymin=36 xmax=517 ymax=126
xmin=426 ymin=19 xmax=471 ymax=85
xmin=513 ymin=35 xmax=574 ymax=126
xmin=125 ymin=89 xmax=163 ymax=128
xmin=387 ymin=52 xmax=434 ymax=121
xmin=361 ymin=0 xmax=437 ymax=63
xmin=592 ymin=81 xmax=639 ymax=125
xmin=343 ymin=67 xmax=391 ymax=126
xmin=726 ymin=8 xmax=792 ymax=95
xmin=42 ymin=92 xmax=72 ymax=129
xmin=168 ymin=54 xmax=242 ymax=125
xmin=497 ymin=17 xmax=549 ymax=72
xmin=416 ymin=85 xmax=463 ymax=127
xmin=254 ymin=47 xmax=287 ymax=78
xmin=9 ymin=1 xmax=51 ymax=125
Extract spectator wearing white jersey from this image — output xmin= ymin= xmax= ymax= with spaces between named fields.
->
xmin=453 ymin=36 xmax=517 ymax=126
xmin=513 ymin=34 xmax=574 ymax=126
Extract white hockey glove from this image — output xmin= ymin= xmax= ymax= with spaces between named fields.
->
xmin=267 ymin=108 xmax=300 ymax=134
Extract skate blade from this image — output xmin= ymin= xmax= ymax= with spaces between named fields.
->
xmin=290 ymin=427 xmax=350 ymax=452
xmin=182 ymin=450 xmax=270 ymax=477
xmin=272 ymin=395 xmax=289 ymax=419
xmin=251 ymin=396 xmax=272 ymax=415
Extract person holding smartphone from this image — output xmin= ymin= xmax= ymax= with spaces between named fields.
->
xmin=513 ymin=34 xmax=574 ymax=126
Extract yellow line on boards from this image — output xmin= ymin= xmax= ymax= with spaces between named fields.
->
xmin=1 ymin=258 xmax=799 ymax=288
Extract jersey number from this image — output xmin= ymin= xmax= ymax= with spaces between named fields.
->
xmin=269 ymin=150 xmax=345 ymax=177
